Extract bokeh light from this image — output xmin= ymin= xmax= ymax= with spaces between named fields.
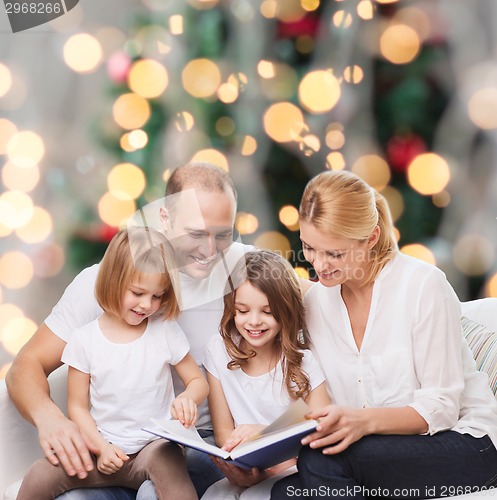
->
xmin=32 ymin=243 xmax=65 ymax=278
xmin=0 ymin=62 xmax=13 ymax=98
xmin=357 ymin=0 xmax=374 ymax=20
xmin=254 ymin=231 xmax=292 ymax=259
xmin=128 ymin=129 xmax=148 ymax=149
xmin=394 ymin=7 xmax=431 ymax=41
xmin=0 ymin=252 xmax=34 ymax=289
xmin=7 ymin=130 xmax=45 ymax=168
xmin=2 ymin=316 xmax=37 ymax=355
xmin=182 ymin=58 xmax=221 ymax=98
xmin=63 ymin=33 xmax=103 ymax=73
xmin=0 ymin=304 xmax=23 ymax=336
xmin=302 ymin=0 xmax=319 ymax=12
xmin=468 ymin=88 xmax=497 ymax=129
xmin=15 ymin=206 xmax=53 ymax=244
xmin=169 ymin=14 xmax=184 ymax=35
xmin=241 ymin=135 xmax=257 ymax=156
xmin=2 ymin=162 xmax=40 ymax=192
xmin=294 ymin=267 xmax=310 ymax=280
xmin=0 ymin=119 xmax=17 ymax=154
xmin=174 ymin=111 xmax=195 ymax=132
xmin=326 ymin=152 xmax=346 ymax=170
xmin=486 ymin=272 xmax=497 ymax=298
xmin=432 ymin=190 xmax=451 ymax=208
xmin=279 ymin=205 xmax=299 ymax=231
xmin=191 ymin=149 xmax=229 ymax=171
xmin=217 ymin=83 xmax=239 ymax=103
xmin=299 ymin=134 xmax=321 ymax=157
xmin=325 ymin=127 xmax=345 ymax=149
xmin=260 ymin=63 xmax=298 ymax=101
xmin=380 ymin=24 xmax=420 ymax=64
xmin=407 ymin=153 xmax=450 ymax=195
xmin=98 ymin=192 xmax=136 ymax=227
xmin=0 ymin=191 xmax=34 ymax=229
xmin=258 ymin=60 xmax=275 ymax=79
xmin=235 ymin=212 xmax=259 ymax=235
xmin=453 ymin=234 xmax=495 ymax=276
xmin=263 ymin=102 xmax=305 ymax=142
xmin=107 ymin=163 xmax=146 ymax=200
xmin=128 ymin=59 xmax=169 ymax=98
xmin=112 ymin=93 xmax=151 ymax=130
xmin=333 ymin=11 xmax=353 ymax=28
xmin=228 ymin=72 xmax=248 ymax=92
xmin=343 ymin=65 xmax=364 ymax=84
xmin=381 ymin=186 xmax=404 ymax=222
xmin=400 ymin=243 xmax=435 ymax=265
xmin=352 ymin=154 xmax=391 ymax=190
xmin=215 ymin=117 xmax=235 ymax=136
xmin=298 ymin=70 xmax=341 ymax=113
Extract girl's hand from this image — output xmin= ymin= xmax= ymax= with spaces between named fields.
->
xmin=222 ymin=424 xmax=266 ymax=452
xmin=210 ymin=457 xmax=268 ymax=487
xmin=301 ymin=405 xmax=369 ymax=455
xmin=96 ymin=443 xmax=129 ymax=474
xmin=171 ymin=396 xmax=198 ymax=428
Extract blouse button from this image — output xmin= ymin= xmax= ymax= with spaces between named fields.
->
xmin=358 ymin=379 xmax=361 ymax=383
xmin=362 ymin=403 xmax=366 ymax=408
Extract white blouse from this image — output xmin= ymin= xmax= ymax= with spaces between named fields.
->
xmin=305 ymin=252 xmax=497 ymax=447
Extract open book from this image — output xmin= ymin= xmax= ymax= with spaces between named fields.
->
xmin=142 ymin=399 xmax=317 ymax=470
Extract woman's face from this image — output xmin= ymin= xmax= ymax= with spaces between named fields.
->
xmin=299 ymin=220 xmax=376 ymax=288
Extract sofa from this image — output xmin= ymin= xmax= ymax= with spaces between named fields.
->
xmin=1 ymin=298 xmax=497 ymax=500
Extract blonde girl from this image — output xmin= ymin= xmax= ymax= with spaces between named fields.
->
xmin=204 ymin=250 xmax=330 ymax=495
xmin=18 ymin=228 xmax=208 ymax=500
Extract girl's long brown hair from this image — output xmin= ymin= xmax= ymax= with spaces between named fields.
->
xmin=220 ymin=250 xmax=311 ymax=400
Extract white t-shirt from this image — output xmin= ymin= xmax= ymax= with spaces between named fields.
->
xmin=61 ymin=317 xmax=189 ymax=454
xmin=45 ymin=242 xmax=254 ymax=430
xmin=305 ymin=252 xmax=497 ymax=447
xmin=204 ymin=335 xmax=326 ymax=426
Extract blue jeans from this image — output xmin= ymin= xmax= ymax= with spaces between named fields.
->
xmin=58 ymin=431 xmax=224 ymax=499
xmin=137 ymin=430 xmax=225 ymax=499
xmin=271 ymin=432 xmax=497 ymax=499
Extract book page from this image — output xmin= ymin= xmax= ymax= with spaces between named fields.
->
xmin=245 ymin=398 xmax=311 ymax=441
xmin=154 ymin=419 xmax=205 ymax=441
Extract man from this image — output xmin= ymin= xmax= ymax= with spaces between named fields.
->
xmin=7 ymin=162 xmax=250 ymax=499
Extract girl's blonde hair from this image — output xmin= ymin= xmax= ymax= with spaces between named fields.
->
xmin=220 ymin=250 xmax=311 ymax=400
xmin=299 ymin=170 xmax=397 ymax=285
xmin=95 ymin=228 xmax=180 ymax=320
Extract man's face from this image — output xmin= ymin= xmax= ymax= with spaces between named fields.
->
xmin=160 ymin=188 xmax=237 ymax=279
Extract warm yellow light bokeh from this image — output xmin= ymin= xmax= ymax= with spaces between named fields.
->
xmin=260 ymin=0 xmax=277 ymax=18
xmin=407 ymin=153 xmax=450 ymax=195
xmin=32 ymin=243 xmax=65 ymax=278
xmin=343 ymin=65 xmax=364 ymax=84
xmin=241 ymin=135 xmax=257 ymax=156
xmin=182 ymin=58 xmax=221 ymax=98
xmin=0 ymin=191 xmax=34 ymax=229
xmin=215 ymin=117 xmax=235 ymax=136
xmin=381 ymin=186 xmax=404 ymax=222
xmin=63 ymin=33 xmax=103 ymax=73
xmin=380 ymin=24 xmax=420 ymax=64
xmin=263 ymin=102 xmax=305 ymax=142
xmin=128 ymin=59 xmax=169 ymax=99
xmin=0 ymin=252 xmax=34 ymax=289
xmin=279 ymin=205 xmax=299 ymax=229
xmin=468 ymin=88 xmax=497 ymax=130
xmin=400 ymin=244 xmax=436 ymax=265
xmin=486 ymin=272 xmax=497 ymax=298
xmin=235 ymin=212 xmax=259 ymax=235
xmin=357 ymin=0 xmax=374 ymax=20
xmin=326 ymin=152 xmax=346 ymax=170
xmin=112 ymin=93 xmax=151 ymax=130
xmin=299 ymin=134 xmax=321 ymax=156
xmin=0 ymin=119 xmax=17 ymax=155
xmin=432 ymin=190 xmax=451 ymax=208
xmin=453 ymin=234 xmax=495 ymax=276
xmin=98 ymin=192 xmax=136 ymax=227
xmin=394 ymin=7 xmax=431 ymax=42
xmin=301 ymin=0 xmax=319 ymax=12
xmin=169 ymin=15 xmax=184 ymax=35
xmin=260 ymin=63 xmax=298 ymax=101
xmin=298 ymin=70 xmax=341 ymax=113
xmin=352 ymin=154 xmax=391 ymax=191
xmin=174 ymin=111 xmax=195 ymax=132
xmin=7 ymin=130 xmax=45 ymax=168
xmin=254 ymin=231 xmax=291 ymax=259
xmin=0 ymin=62 xmax=12 ymax=98
xmin=15 ymin=206 xmax=53 ymax=243
xmin=325 ymin=129 xmax=345 ymax=149
xmin=228 ymin=72 xmax=248 ymax=91
xmin=128 ymin=129 xmax=149 ymax=149
xmin=333 ymin=11 xmax=353 ymax=28
xmin=191 ymin=149 xmax=229 ymax=171
xmin=107 ymin=163 xmax=146 ymax=200
xmin=258 ymin=60 xmax=276 ymax=79
xmin=294 ymin=267 xmax=310 ymax=280
xmin=0 ymin=304 xmax=23 ymax=335
xmin=217 ymin=83 xmax=238 ymax=103
xmin=2 ymin=162 xmax=40 ymax=193
xmin=1 ymin=316 xmax=37 ymax=355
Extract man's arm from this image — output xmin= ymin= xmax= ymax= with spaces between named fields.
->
xmin=5 ymin=323 xmax=96 ymax=478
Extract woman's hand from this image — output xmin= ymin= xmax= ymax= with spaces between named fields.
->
xmin=222 ymin=424 xmax=266 ymax=452
xmin=171 ymin=396 xmax=198 ymax=428
xmin=97 ymin=443 xmax=129 ymax=474
xmin=301 ymin=405 xmax=371 ymax=454
xmin=210 ymin=457 xmax=268 ymax=487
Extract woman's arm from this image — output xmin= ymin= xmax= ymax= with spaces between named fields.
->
xmin=172 ymin=353 xmax=209 ymax=427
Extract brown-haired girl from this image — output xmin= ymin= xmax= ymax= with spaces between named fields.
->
xmin=204 ymin=250 xmax=330 ymax=496
xmin=18 ymin=228 xmax=208 ymax=500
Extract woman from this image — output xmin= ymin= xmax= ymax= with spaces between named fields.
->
xmin=272 ymin=170 xmax=497 ymax=499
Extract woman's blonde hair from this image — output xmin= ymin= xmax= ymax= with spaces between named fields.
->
xmin=299 ymin=170 xmax=397 ymax=285
xmin=95 ymin=228 xmax=180 ymax=320
xmin=220 ymin=250 xmax=311 ymax=400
